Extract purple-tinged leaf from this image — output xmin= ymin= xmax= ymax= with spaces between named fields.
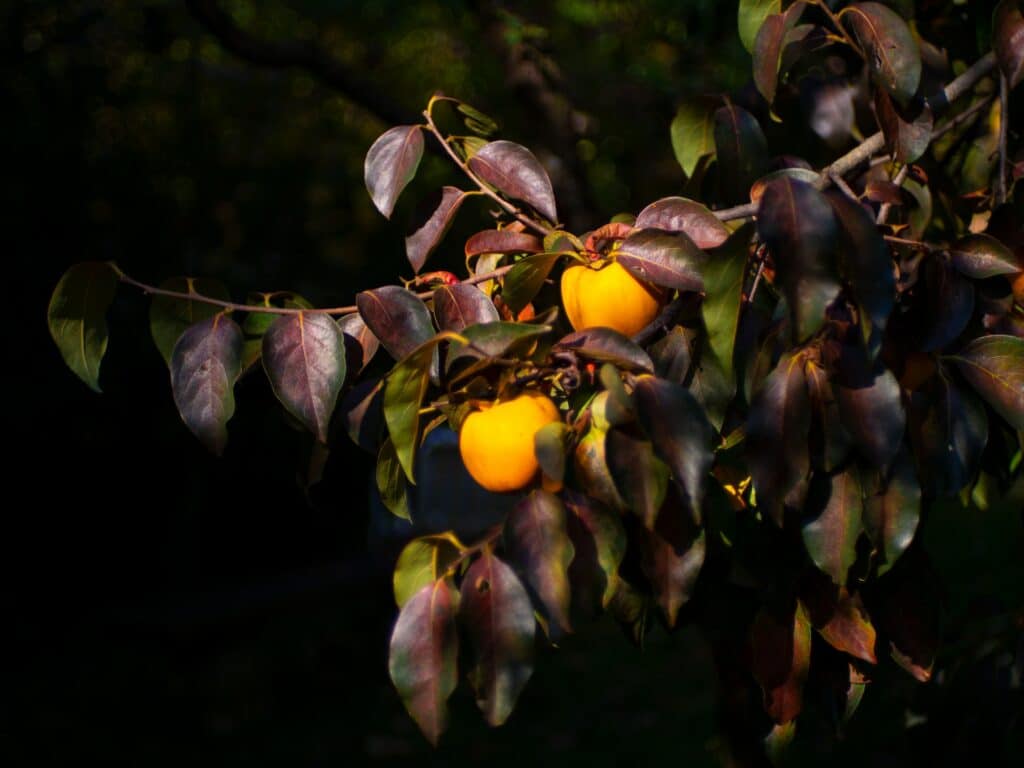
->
xmin=406 ymin=186 xmax=465 ymax=273
xmin=364 ymin=125 xmax=424 ymax=219
xmin=801 ymin=575 xmax=877 ymax=663
xmin=633 ymin=376 xmax=715 ymax=522
xmin=464 ymin=229 xmax=544 ymax=258
xmin=714 ymin=104 xmax=768 ymax=204
xmin=747 ymin=352 xmax=811 ymax=525
xmin=738 ymin=0 xmax=781 ymax=53
xmin=749 ymin=168 xmax=820 ymax=205
xmin=505 ymin=490 xmax=575 ymax=638
xmin=837 ymin=349 xmax=906 ymax=469
xmin=241 ymin=292 xmax=314 ymax=372
xmin=757 ymin=177 xmax=841 ymax=341
xmin=341 ymin=378 xmax=383 ymax=453
xmin=635 ymin=197 xmax=730 ymax=249
xmin=564 ymin=490 xmax=626 ymax=611
xmin=875 ymin=88 xmax=933 ymax=164
xmin=48 ymin=261 xmax=118 ymax=393
xmin=555 ymin=328 xmax=654 ymax=373
xmin=468 ymin=140 xmax=558 ymax=223
xmin=338 ymin=312 xmax=380 ymax=373
xmin=615 ymin=228 xmax=705 ymax=292
xmin=150 ymin=277 xmax=231 ymax=366
xmin=870 ymin=549 xmax=940 ymax=682
xmin=949 ymin=234 xmax=1022 ymax=280
xmin=262 ymin=312 xmax=347 ymax=443
xmin=639 ymin=492 xmax=705 ymax=627
xmin=921 ymin=259 xmax=974 ymax=352
xmin=805 ymin=360 xmax=853 ymax=472
xmin=445 ymin=321 xmax=552 ymax=375
xmin=949 ymin=335 xmax=1024 ymax=430
xmin=461 ymin=551 xmax=535 ymax=726
xmin=534 ymin=422 xmax=569 ymax=486
xmin=357 ymin=285 xmax=435 ymax=362
xmin=752 ymin=4 xmax=805 ymax=104
xmin=864 ymin=450 xmax=920 ymax=576
xmin=649 ymin=325 xmax=693 ymax=383
xmin=388 ymin=579 xmax=459 ymax=745
xmin=909 ymin=374 xmax=988 ymax=496
xmin=994 ymin=0 xmax=1024 ymax=88
xmin=750 ymin=601 xmax=811 ymax=724
xmin=606 ymin=427 xmax=670 ymax=530
xmin=842 ymin=2 xmax=921 ymax=107
xmin=803 ymin=469 xmax=864 ymax=585
xmin=433 ymin=284 xmax=499 ymax=332
xmin=170 ymin=315 xmax=243 ymax=455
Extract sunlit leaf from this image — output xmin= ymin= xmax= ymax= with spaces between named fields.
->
xmin=803 ymin=579 xmax=877 ymax=664
xmin=464 ymin=229 xmax=544 ymax=258
xmin=468 ymin=140 xmax=558 ymax=223
xmin=149 ymin=277 xmax=231 ymax=365
xmin=842 ymin=2 xmax=921 ymax=107
xmin=461 ymin=550 xmax=536 ymax=726
xmin=554 ymin=328 xmax=654 ymax=373
xmin=501 ymin=252 xmax=561 ymax=313
xmin=446 ymin=321 xmax=552 ymax=373
xmin=48 ymin=261 xmax=118 ymax=392
xmin=406 ymin=186 xmax=465 ymax=273
xmin=242 ymin=292 xmax=315 ymax=371
xmin=262 ymin=312 xmax=347 ymax=443
xmin=701 ymin=224 xmax=753 ymax=383
xmin=338 ymin=312 xmax=380 ymax=373
xmin=364 ymin=125 xmax=424 ymax=219
xmin=635 ymin=197 xmax=729 ymax=249
xmin=393 ymin=534 xmax=462 ymax=608
xmin=949 ymin=234 xmax=1022 ymax=280
xmin=670 ymin=103 xmax=716 ymax=178
xmin=738 ymin=0 xmax=781 ymax=53
xmin=388 ymin=579 xmax=459 ymax=745
xmin=802 ymin=469 xmax=864 ymax=585
xmin=949 ymin=335 xmax=1024 ymax=430
xmin=433 ymin=284 xmax=499 ymax=332
xmin=752 ymin=4 xmax=804 ymax=104
xmin=615 ymin=228 xmax=705 ymax=292
xmin=356 ymin=285 xmax=436 ymax=362
xmin=170 ymin=314 xmax=243 ymax=455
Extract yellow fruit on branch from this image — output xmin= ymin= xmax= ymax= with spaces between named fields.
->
xmin=459 ymin=391 xmax=561 ymax=492
xmin=560 ymin=258 xmax=663 ymax=337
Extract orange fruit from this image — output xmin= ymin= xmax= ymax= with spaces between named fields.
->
xmin=1012 ymin=271 xmax=1024 ymax=306
xmin=560 ymin=259 xmax=662 ymax=337
xmin=459 ymin=391 xmax=560 ymax=492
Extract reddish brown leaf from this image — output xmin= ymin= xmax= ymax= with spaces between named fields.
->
xmin=750 ymin=601 xmax=812 ymax=724
xmin=464 ymin=229 xmax=544 ymax=258
xmin=406 ymin=186 xmax=465 ymax=273
xmin=432 ymin=284 xmax=499 ymax=332
xmin=634 ymin=197 xmax=730 ymax=249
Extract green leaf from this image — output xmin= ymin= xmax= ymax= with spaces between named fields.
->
xmin=501 ymin=252 xmax=561 ymax=314
xmin=393 ymin=534 xmax=462 ymax=608
xmin=170 ymin=314 xmax=243 ymax=456
xmin=689 ymin=335 xmax=734 ymax=431
xmin=461 ymin=550 xmax=536 ymax=726
xmin=864 ymin=450 xmax=920 ymax=576
xmin=505 ymin=490 xmax=575 ymax=638
xmin=739 ymin=0 xmax=781 ymax=53
xmin=633 ymin=376 xmax=715 ymax=522
xmin=802 ymin=469 xmax=864 ymax=585
xmin=564 ymin=490 xmax=627 ymax=610
xmin=377 ymin=438 xmax=412 ymax=520
xmin=47 ymin=262 xmax=118 ymax=392
xmin=364 ymin=125 xmax=424 ymax=219
xmin=534 ymin=422 xmax=570 ymax=486
xmin=388 ymin=579 xmax=459 ymax=745
xmin=262 ymin=312 xmax=347 ymax=443
xmin=383 ymin=341 xmax=437 ymax=483
xmin=670 ymin=103 xmax=716 ymax=178
xmin=701 ymin=223 xmax=753 ymax=384
xmin=149 ymin=277 xmax=231 ymax=366
xmin=949 ymin=335 xmax=1024 ymax=431
xmin=842 ymin=2 xmax=921 ymax=107
xmin=752 ymin=4 xmax=804 ymax=104
xmin=446 ymin=321 xmax=552 ymax=374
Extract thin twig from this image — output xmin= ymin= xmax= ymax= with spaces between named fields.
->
xmin=877 ymin=164 xmax=909 ymax=225
xmin=931 ymin=94 xmax=995 ymax=141
xmin=997 ymin=72 xmax=1009 ymax=205
xmin=883 ymin=235 xmax=941 ymax=251
xmin=830 ymin=170 xmax=860 ymax=203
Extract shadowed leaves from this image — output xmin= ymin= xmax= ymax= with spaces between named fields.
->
xmin=920 ymin=259 xmax=974 ymax=352
xmin=564 ymin=490 xmax=626 ymax=611
xmin=501 ymin=253 xmax=561 ymax=313
xmin=875 ymin=88 xmax=932 ymax=164
xmin=864 ymin=450 xmax=920 ymax=576
xmin=468 ymin=140 xmax=558 ymax=223
xmin=842 ymin=2 xmax=921 ymax=107
xmin=640 ymin=492 xmax=706 ymax=627
xmin=752 ymin=3 xmax=804 ymax=105
xmin=170 ymin=314 xmax=243 ymax=455
xmin=949 ymin=335 xmax=1024 ymax=430
xmin=388 ymin=579 xmax=459 ymax=745
xmin=406 ymin=186 xmax=465 ymax=273
xmin=338 ymin=312 xmax=380 ymax=373
xmin=909 ymin=374 xmax=988 ymax=496
xmin=701 ymin=224 xmax=753 ymax=383
xmin=993 ymin=0 xmax=1024 ymax=88
xmin=714 ymin=104 xmax=768 ymax=204
xmin=48 ymin=261 xmax=119 ymax=392
xmin=802 ymin=469 xmax=864 ymax=585
xmin=837 ymin=348 xmax=906 ymax=469
xmin=384 ymin=338 xmax=443 ymax=482
xmin=750 ymin=600 xmax=811 ymax=724
xmin=365 ymin=125 xmax=424 ymax=219
xmin=461 ymin=550 xmax=536 ymax=726
xmin=950 ymin=234 xmax=1021 ymax=279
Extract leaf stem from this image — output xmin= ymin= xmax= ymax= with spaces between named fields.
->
xmin=876 ymin=164 xmax=909 ymax=225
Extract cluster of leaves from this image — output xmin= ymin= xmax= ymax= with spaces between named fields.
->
xmin=48 ymin=0 xmax=1022 ymax=759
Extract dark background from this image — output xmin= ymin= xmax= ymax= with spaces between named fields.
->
xmin=5 ymin=1 xmax=1021 ymax=765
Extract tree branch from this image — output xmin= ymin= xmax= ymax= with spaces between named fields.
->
xmin=185 ymin=0 xmax=411 ymax=126
xmin=997 ymin=72 xmax=1009 ymax=205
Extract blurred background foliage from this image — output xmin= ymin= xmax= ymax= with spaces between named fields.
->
xmin=6 ymin=1 xmax=1020 ymax=765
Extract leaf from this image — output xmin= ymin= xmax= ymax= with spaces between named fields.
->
xmin=738 ymin=0 xmax=781 ymax=53
xmin=746 ymin=352 xmax=811 ymax=525
xmin=993 ymin=0 xmax=1024 ymax=88
xmin=837 ymin=351 xmax=906 ymax=469
xmin=501 ymin=253 xmax=561 ymax=314
xmin=871 ymin=549 xmax=940 ymax=682
xmin=614 ymin=228 xmax=705 ymax=292
xmin=356 ymin=286 xmax=436 ymax=362
xmin=456 ymin=101 xmax=500 ymax=136
xmin=149 ymin=277 xmax=231 ymax=365
xmin=446 ymin=321 xmax=552 ymax=373
xmin=920 ymin=259 xmax=975 ymax=352
xmin=406 ymin=187 xmax=465 ymax=273
xmin=261 ymin=313 xmax=346 ymax=443
xmin=364 ymin=125 xmax=424 ymax=219
xmin=688 ymin=335 xmax=734 ymax=431
xmin=505 ymin=490 xmax=575 ymax=637
xmin=388 ymin=579 xmax=459 ymax=745
xmin=534 ymin=422 xmax=570 ymax=486
xmin=338 ymin=312 xmax=380 ymax=373
xmin=864 ymin=450 xmax=920 ymax=576
xmin=670 ymin=103 xmax=716 ymax=178
xmin=842 ymin=2 xmax=921 ymax=107
xmin=633 ymin=376 xmax=715 ymax=521
xmin=757 ymin=177 xmax=840 ymax=341
xmin=827 ymin=193 xmax=894 ymax=354
xmin=949 ymin=335 xmax=1024 ymax=430
xmin=634 ymin=197 xmax=730 ymax=249
xmin=803 ymin=469 xmax=864 ymax=585
xmin=750 ymin=601 xmax=811 ymax=724
xmin=393 ymin=534 xmax=462 ymax=608
xmin=563 ymin=490 xmax=626 ymax=610
xmin=701 ymin=224 xmax=752 ymax=383
xmin=714 ymin=104 xmax=768 ymax=204
xmin=606 ymin=428 xmax=670 ymax=530
xmin=47 ymin=262 xmax=118 ymax=392
xmin=377 ymin=438 xmax=411 ymax=520
xmin=554 ymin=328 xmax=654 ymax=373
xmin=433 ymin=284 xmax=499 ymax=332
xmin=168 ymin=314 xmax=243 ymax=455
xmin=806 ymin=360 xmax=853 ymax=472
xmin=749 ymin=168 xmax=820 ymax=205
xmin=242 ymin=292 xmax=314 ymax=371
xmin=949 ymin=234 xmax=1022 ymax=280
xmin=460 ymin=551 xmax=536 ymax=726
xmin=342 ymin=378 xmax=384 ymax=452
xmin=464 ymin=229 xmax=544 ymax=258
xmin=650 ymin=325 xmax=693 ymax=383
xmin=468 ymin=140 xmax=558 ymax=223
xmin=383 ymin=340 xmax=437 ymax=483
xmin=874 ymin=88 xmax=933 ymax=164
xmin=806 ymin=584 xmax=877 ymax=664
xmin=752 ymin=4 xmax=804 ymax=104
xmin=640 ymin=494 xmax=706 ymax=627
